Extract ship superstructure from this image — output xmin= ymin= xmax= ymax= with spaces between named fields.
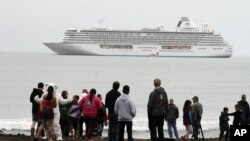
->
xmin=44 ymin=17 xmax=232 ymax=57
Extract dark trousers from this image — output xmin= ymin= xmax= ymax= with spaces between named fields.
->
xmin=219 ymin=130 xmax=229 ymax=141
xmin=59 ymin=117 xmax=70 ymax=136
xmin=108 ymin=116 xmax=119 ymax=141
xmin=98 ymin=122 xmax=104 ymax=137
xmin=85 ymin=117 xmax=96 ymax=140
xmin=118 ymin=121 xmax=133 ymax=141
xmin=192 ymin=119 xmax=201 ymax=141
xmin=148 ymin=115 xmax=165 ymax=141
xmin=79 ymin=116 xmax=86 ymax=137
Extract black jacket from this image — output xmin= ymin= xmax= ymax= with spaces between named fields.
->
xmin=30 ymin=88 xmax=43 ymax=113
xmin=228 ymin=110 xmax=242 ymax=125
xmin=147 ymin=87 xmax=168 ymax=117
xmin=167 ymin=104 xmax=179 ymax=120
xmin=105 ymin=89 xmax=121 ymax=117
xmin=238 ymin=100 xmax=250 ymax=122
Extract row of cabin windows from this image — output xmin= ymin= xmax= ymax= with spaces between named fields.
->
xmin=138 ymin=47 xmax=157 ymax=49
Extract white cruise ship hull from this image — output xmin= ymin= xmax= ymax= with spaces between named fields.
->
xmin=44 ymin=43 xmax=232 ymax=58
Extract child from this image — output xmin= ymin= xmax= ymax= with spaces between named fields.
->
xmin=97 ymin=94 xmax=108 ymax=138
xmin=69 ymin=95 xmax=80 ymax=141
xmin=219 ymin=107 xmax=230 ymax=141
xmin=228 ymin=104 xmax=243 ymax=125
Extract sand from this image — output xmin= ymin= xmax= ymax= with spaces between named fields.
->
xmin=0 ymin=134 xmax=220 ymax=141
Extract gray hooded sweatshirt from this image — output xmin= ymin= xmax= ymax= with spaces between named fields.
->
xmin=114 ymin=94 xmax=136 ymax=121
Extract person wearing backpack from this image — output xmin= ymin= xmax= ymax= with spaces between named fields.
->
xmin=29 ymin=82 xmax=44 ymax=138
xmin=79 ymin=88 xmax=102 ymax=141
xmin=147 ymin=79 xmax=168 ymax=141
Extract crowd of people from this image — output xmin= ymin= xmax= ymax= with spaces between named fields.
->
xmin=29 ymin=79 xmax=250 ymax=141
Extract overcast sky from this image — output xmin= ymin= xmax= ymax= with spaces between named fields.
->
xmin=0 ymin=0 xmax=249 ymax=56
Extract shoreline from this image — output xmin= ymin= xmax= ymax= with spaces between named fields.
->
xmin=0 ymin=134 xmax=220 ymax=141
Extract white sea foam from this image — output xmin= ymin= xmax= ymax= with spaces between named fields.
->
xmin=0 ymin=117 xmax=219 ymax=132
xmin=0 ymin=118 xmax=30 ymax=131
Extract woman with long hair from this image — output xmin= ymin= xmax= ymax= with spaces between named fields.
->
xmin=79 ymin=88 xmax=102 ymax=141
xmin=36 ymin=86 xmax=57 ymax=141
xmin=181 ymin=100 xmax=193 ymax=140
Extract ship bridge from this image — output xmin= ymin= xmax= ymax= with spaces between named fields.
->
xmin=176 ymin=17 xmax=213 ymax=33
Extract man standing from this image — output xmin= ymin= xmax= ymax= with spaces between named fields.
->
xmin=238 ymin=94 xmax=250 ymax=125
xmin=147 ymin=79 xmax=168 ymax=141
xmin=115 ymin=85 xmax=136 ymax=141
xmin=59 ymin=90 xmax=71 ymax=137
xmin=166 ymin=98 xmax=179 ymax=139
xmin=191 ymin=96 xmax=203 ymax=141
xmin=29 ymin=82 xmax=44 ymax=138
xmin=105 ymin=81 xmax=121 ymax=141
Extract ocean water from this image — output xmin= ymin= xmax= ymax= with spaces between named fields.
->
xmin=0 ymin=53 xmax=250 ymax=138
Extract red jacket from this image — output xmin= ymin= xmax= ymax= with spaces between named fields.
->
xmin=79 ymin=94 xmax=102 ymax=118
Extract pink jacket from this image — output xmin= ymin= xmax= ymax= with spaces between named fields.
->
xmin=79 ymin=94 xmax=102 ymax=118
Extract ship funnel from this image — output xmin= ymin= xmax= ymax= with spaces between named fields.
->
xmin=176 ymin=17 xmax=196 ymax=28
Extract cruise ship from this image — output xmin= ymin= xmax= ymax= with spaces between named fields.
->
xmin=44 ymin=17 xmax=232 ymax=57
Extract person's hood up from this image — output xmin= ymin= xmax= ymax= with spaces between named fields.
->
xmin=154 ymin=87 xmax=165 ymax=95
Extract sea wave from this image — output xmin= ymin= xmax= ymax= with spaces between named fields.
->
xmin=0 ymin=117 xmax=219 ymax=131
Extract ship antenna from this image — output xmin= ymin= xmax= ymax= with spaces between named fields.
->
xmin=95 ymin=16 xmax=108 ymax=28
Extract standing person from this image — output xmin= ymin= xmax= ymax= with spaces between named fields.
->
xmin=181 ymin=100 xmax=193 ymax=140
xmin=59 ymin=90 xmax=71 ymax=137
xmin=79 ymin=88 xmax=102 ymax=141
xmin=69 ymin=95 xmax=81 ymax=141
xmin=35 ymin=83 xmax=73 ymax=141
xmin=97 ymin=94 xmax=108 ymax=139
xmin=191 ymin=96 xmax=203 ymax=141
xmin=228 ymin=104 xmax=243 ymax=125
xmin=166 ymin=98 xmax=179 ymax=139
xmin=238 ymin=94 xmax=250 ymax=125
xmin=115 ymin=85 xmax=136 ymax=141
xmin=78 ymin=89 xmax=88 ymax=138
xmin=29 ymin=82 xmax=44 ymax=138
xmin=219 ymin=107 xmax=230 ymax=141
xmin=105 ymin=81 xmax=121 ymax=141
xmin=36 ymin=86 xmax=57 ymax=141
xmin=147 ymin=78 xmax=168 ymax=141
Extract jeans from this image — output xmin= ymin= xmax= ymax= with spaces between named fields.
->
xmin=108 ymin=116 xmax=119 ymax=141
xmin=167 ymin=119 xmax=179 ymax=139
xmin=148 ymin=115 xmax=165 ymax=141
xmin=98 ymin=123 xmax=104 ymax=137
xmin=118 ymin=121 xmax=133 ymax=141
